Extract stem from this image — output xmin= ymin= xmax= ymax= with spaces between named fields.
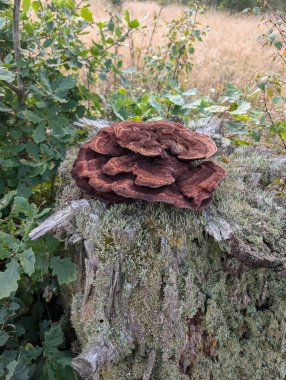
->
xmin=263 ymin=92 xmax=286 ymax=151
xmin=0 ymin=79 xmax=21 ymax=95
xmin=146 ymin=5 xmax=163 ymax=57
xmin=13 ymin=0 xmax=25 ymax=102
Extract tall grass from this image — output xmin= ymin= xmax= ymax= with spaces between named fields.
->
xmin=86 ymin=1 xmax=283 ymax=95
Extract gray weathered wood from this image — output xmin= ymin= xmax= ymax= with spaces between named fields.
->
xmin=29 ymin=200 xmax=90 ymax=240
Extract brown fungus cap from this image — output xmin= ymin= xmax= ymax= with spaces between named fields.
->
xmin=71 ymin=121 xmax=227 ymax=210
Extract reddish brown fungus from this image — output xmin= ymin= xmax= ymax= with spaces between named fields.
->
xmin=71 ymin=120 xmax=227 ymax=210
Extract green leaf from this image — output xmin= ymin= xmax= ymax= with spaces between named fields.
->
xmin=0 ymin=331 xmax=9 ymax=346
xmin=234 ymin=138 xmax=252 ymax=145
xmin=0 ymin=231 xmax=19 ymax=259
xmin=32 ymin=126 xmax=46 ymax=144
xmin=6 ymin=359 xmax=18 ymax=380
xmin=124 ymin=9 xmax=130 ymax=24
xmin=0 ymin=190 xmax=16 ymax=211
xmin=0 ymin=307 xmax=8 ymax=324
xmin=274 ymin=41 xmax=283 ymax=50
xmin=20 ymin=248 xmax=35 ymax=276
xmin=251 ymin=130 xmax=261 ymax=142
xmin=272 ymin=96 xmax=283 ymax=104
xmin=230 ymin=101 xmax=251 ymax=115
xmin=148 ymin=97 xmax=163 ymax=112
xmin=38 ymin=362 xmax=57 ymax=380
xmin=165 ymin=94 xmax=185 ymax=106
xmin=80 ymin=7 xmax=93 ymax=22
xmin=0 ymin=101 xmax=12 ymax=112
xmin=43 ymin=324 xmax=63 ymax=358
xmin=22 ymin=0 xmax=31 ymax=13
xmin=0 ymin=259 xmax=20 ymax=299
xmin=112 ymin=109 xmax=125 ymax=121
xmin=0 ymin=67 xmax=15 ymax=82
xmin=50 ymin=256 xmax=77 ymax=285
xmin=128 ymin=19 xmax=140 ymax=29
xmin=32 ymin=0 xmax=40 ymax=12
xmin=22 ymin=110 xmax=43 ymax=123
xmin=54 ymin=76 xmax=76 ymax=97
xmin=253 ymin=6 xmax=260 ymax=16
xmin=183 ymin=88 xmax=197 ymax=96
xmin=11 ymin=196 xmax=37 ymax=217
xmin=123 ymin=10 xmax=139 ymax=29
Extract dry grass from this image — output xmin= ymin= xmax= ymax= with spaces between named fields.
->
xmin=86 ymin=1 xmax=284 ymax=94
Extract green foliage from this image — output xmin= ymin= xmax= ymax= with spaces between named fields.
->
xmin=0 ymin=0 xmax=140 ymax=198
xmin=140 ymin=4 xmax=208 ymax=92
xmin=0 ymin=191 xmax=79 ymax=378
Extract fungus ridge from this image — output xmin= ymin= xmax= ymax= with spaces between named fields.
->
xmin=71 ymin=121 xmax=226 ymax=210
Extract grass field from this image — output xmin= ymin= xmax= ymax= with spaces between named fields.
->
xmin=87 ymin=0 xmax=283 ymax=95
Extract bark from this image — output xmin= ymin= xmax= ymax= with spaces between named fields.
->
xmin=30 ymin=118 xmax=286 ymax=380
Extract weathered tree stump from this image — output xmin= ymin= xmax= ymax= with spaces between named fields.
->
xmin=30 ymin=118 xmax=286 ymax=380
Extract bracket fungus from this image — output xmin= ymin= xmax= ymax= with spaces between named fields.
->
xmin=71 ymin=121 xmax=226 ymax=210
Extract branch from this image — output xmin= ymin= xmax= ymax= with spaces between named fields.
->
xmin=13 ymin=0 xmax=25 ymax=101
xmin=0 ymin=79 xmax=21 ymax=95
xmin=28 ymin=200 xmax=90 ymax=240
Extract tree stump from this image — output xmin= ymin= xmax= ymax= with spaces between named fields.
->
xmin=30 ymin=119 xmax=286 ymax=380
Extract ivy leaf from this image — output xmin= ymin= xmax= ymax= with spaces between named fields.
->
xmin=0 ymin=331 xmax=9 ymax=346
xmin=50 ymin=256 xmax=77 ymax=285
xmin=0 ymin=259 xmax=20 ymax=299
xmin=20 ymin=248 xmax=35 ymax=276
xmin=80 ymin=7 xmax=93 ymax=22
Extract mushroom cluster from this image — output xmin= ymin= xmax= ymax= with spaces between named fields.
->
xmin=71 ymin=121 xmax=226 ymax=210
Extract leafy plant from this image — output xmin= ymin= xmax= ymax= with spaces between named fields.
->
xmin=0 ymin=191 xmax=78 ymax=378
xmin=0 ymin=0 xmax=140 ymax=199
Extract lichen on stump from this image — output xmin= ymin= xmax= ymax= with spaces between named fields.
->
xmin=29 ymin=119 xmax=286 ymax=380
xmin=71 ymin=121 xmax=226 ymax=210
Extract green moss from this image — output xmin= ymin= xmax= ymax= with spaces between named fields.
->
xmin=59 ymin=145 xmax=286 ymax=379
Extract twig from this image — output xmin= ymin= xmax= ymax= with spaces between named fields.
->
xmin=263 ymin=92 xmax=286 ymax=151
xmin=0 ymin=79 xmax=21 ymax=95
xmin=145 ymin=5 xmax=163 ymax=57
xmin=13 ymin=0 xmax=25 ymax=102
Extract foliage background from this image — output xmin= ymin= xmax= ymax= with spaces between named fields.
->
xmin=0 ymin=0 xmax=285 ymax=378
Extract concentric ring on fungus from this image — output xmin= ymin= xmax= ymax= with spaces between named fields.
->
xmin=71 ymin=121 xmax=227 ymax=210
